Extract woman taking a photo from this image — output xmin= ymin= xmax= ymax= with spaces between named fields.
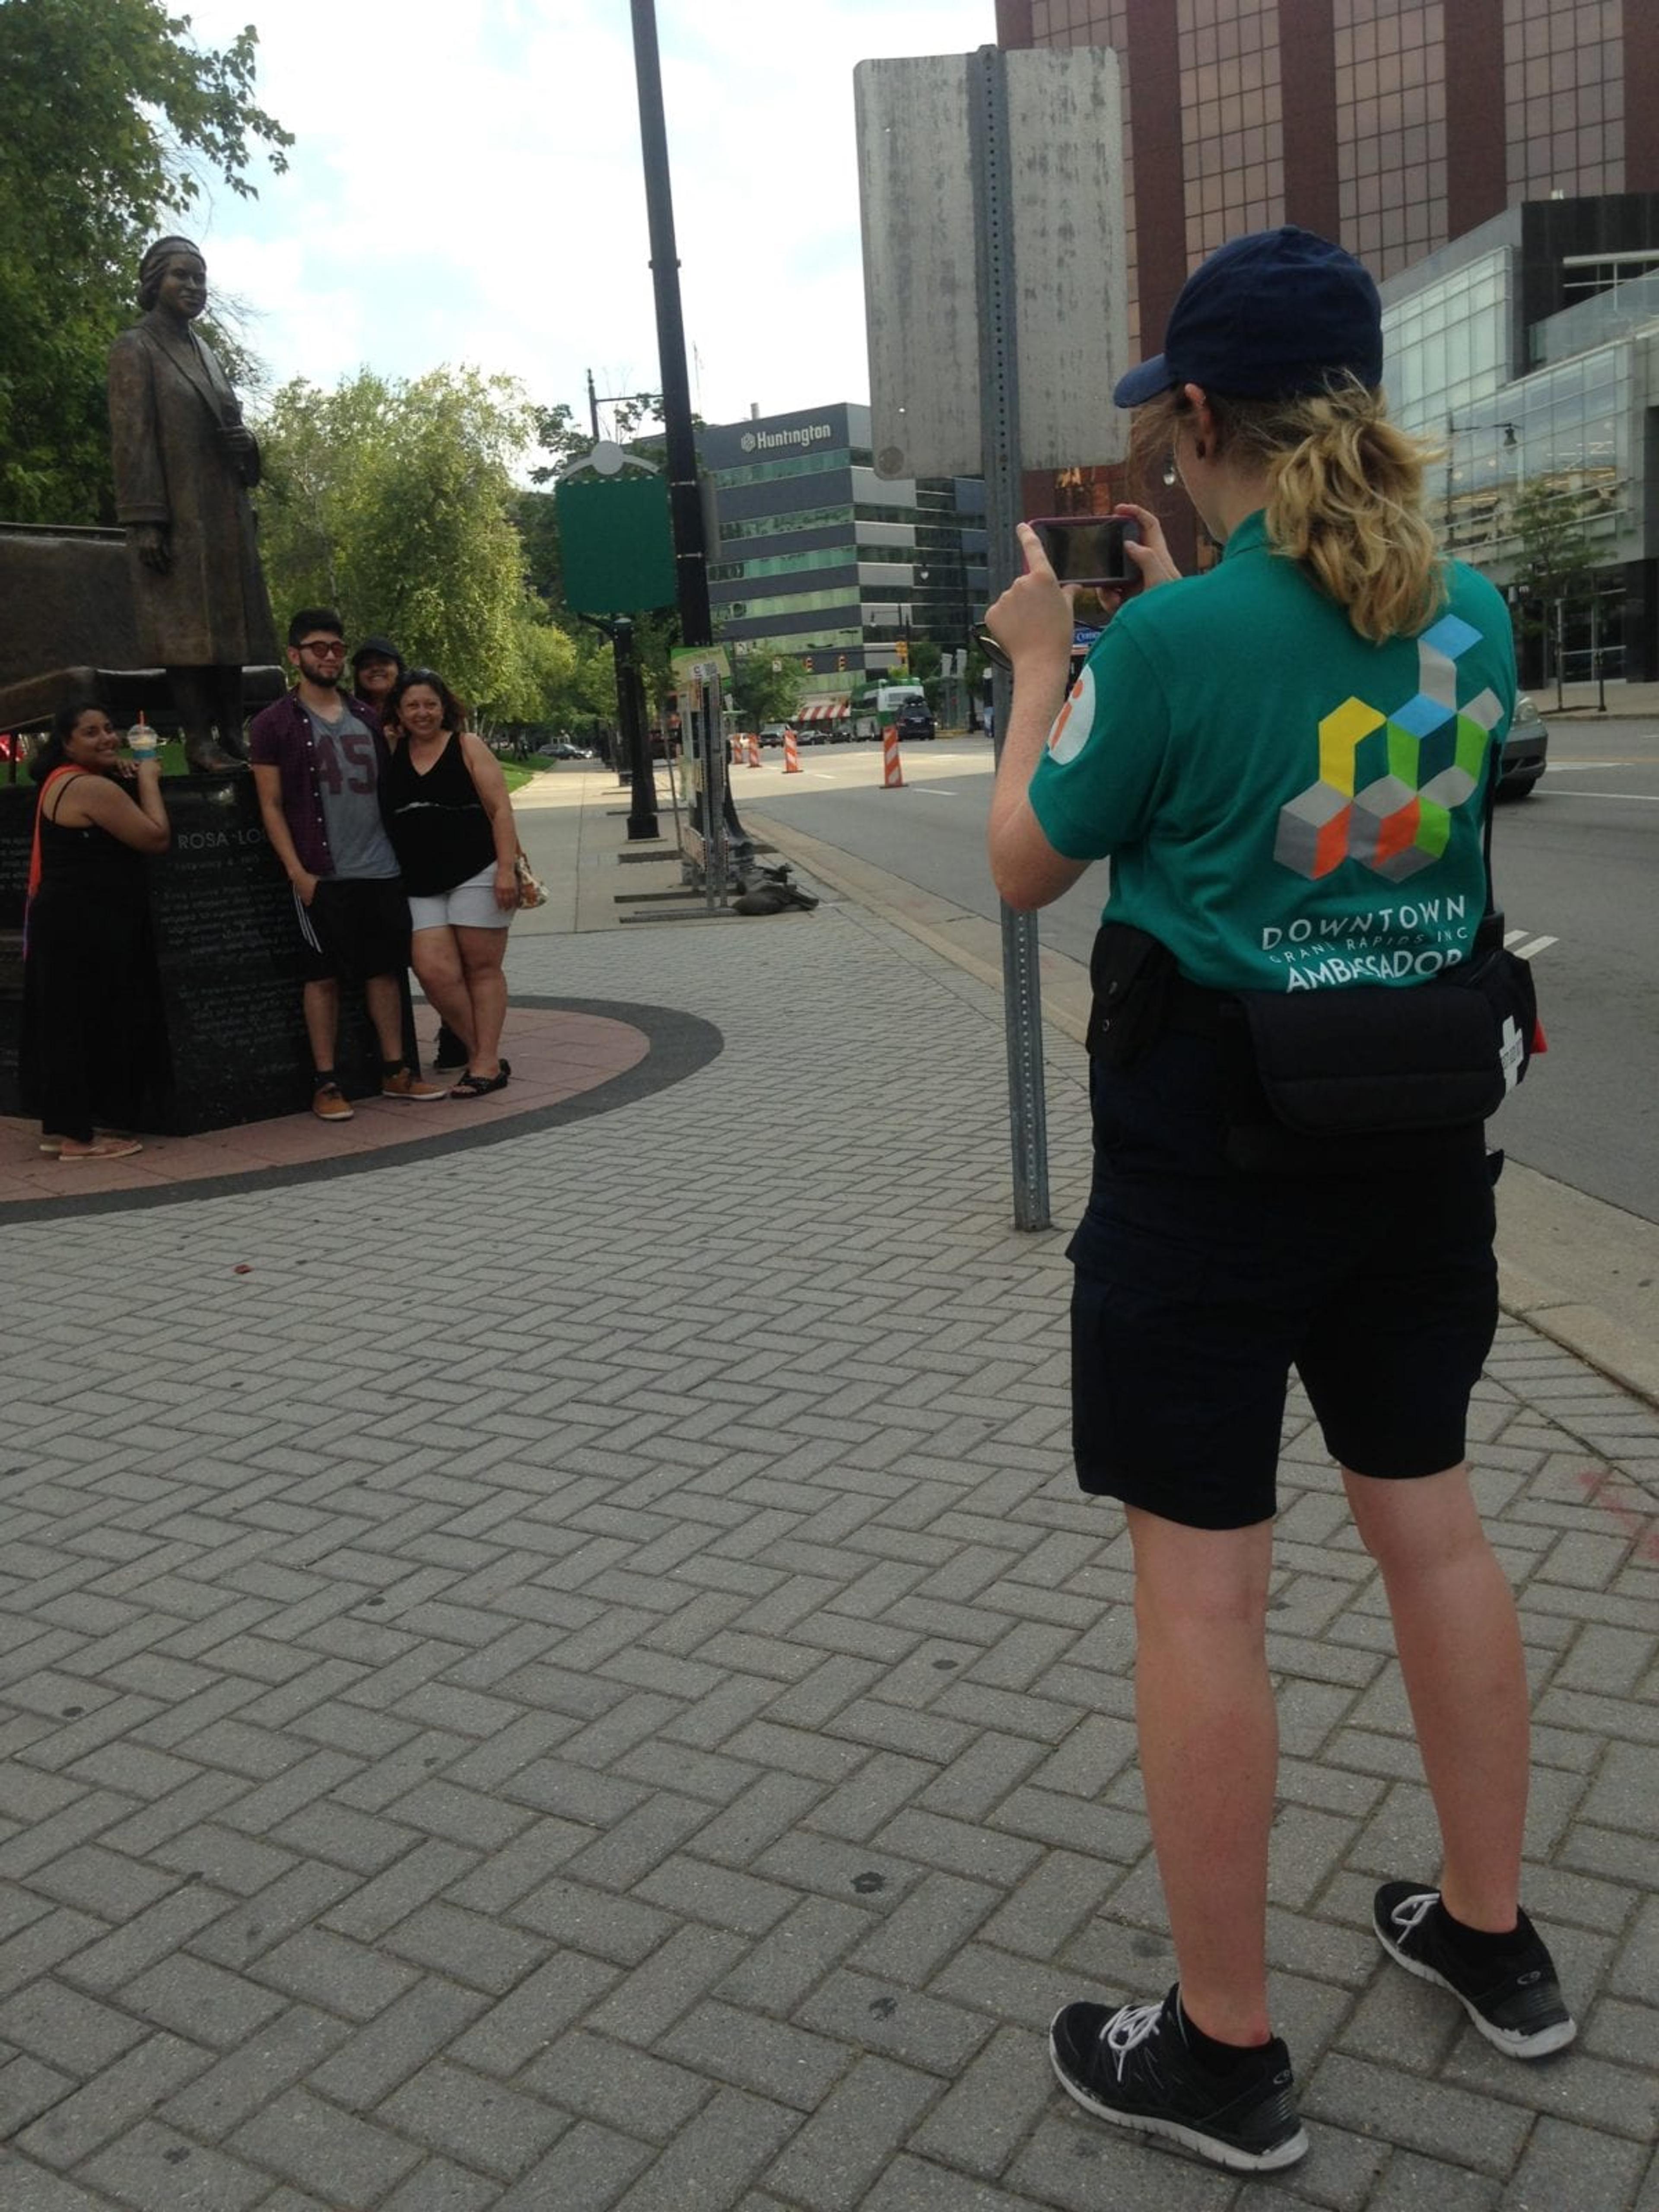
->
xmin=382 ymin=667 xmax=518 ymax=1097
xmin=986 ymin=228 xmax=1571 ymax=2174
xmin=23 ymin=699 xmax=170 ymax=1160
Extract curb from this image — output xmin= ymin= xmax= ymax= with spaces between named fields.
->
xmin=750 ymin=807 xmax=1659 ymax=1413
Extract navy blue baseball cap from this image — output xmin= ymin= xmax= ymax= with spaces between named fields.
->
xmin=1113 ymin=226 xmax=1383 ymax=408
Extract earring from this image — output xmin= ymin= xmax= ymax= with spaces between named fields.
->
xmin=1162 ymin=454 xmax=1178 ymax=487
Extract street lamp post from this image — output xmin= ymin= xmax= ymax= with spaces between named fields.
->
xmin=630 ymin=0 xmax=758 ymax=884
xmin=1443 ymin=415 xmax=1519 ymax=550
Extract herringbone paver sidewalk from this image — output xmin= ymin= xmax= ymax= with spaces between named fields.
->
xmin=0 ymin=902 xmax=1655 ymax=2212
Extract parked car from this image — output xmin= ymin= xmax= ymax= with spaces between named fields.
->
xmin=1497 ymin=693 xmax=1548 ymax=798
xmin=758 ymin=723 xmax=794 ymax=749
xmin=543 ymin=738 xmax=595 ymax=760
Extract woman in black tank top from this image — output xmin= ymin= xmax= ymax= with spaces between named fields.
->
xmin=383 ymin=668 xmax=521 ymax=1096
xmin=22 ymin=700 xmax=172 ymax=1159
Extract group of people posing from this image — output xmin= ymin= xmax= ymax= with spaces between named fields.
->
xmin=249 ymin=611 xmax=522 ymax=1122
xmin=23 ymin=611 xmax=526 ymax=1157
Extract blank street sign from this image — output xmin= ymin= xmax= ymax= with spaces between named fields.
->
xmin=855 ymin=46 xmax=1130 ymax=480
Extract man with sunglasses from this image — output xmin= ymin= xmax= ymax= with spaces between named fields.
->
xmin=249 ymin=608 xmax=444 ymax=1119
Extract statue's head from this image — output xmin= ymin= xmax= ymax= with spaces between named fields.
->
xmin=138 ymin=236 xmax=207 ymax=317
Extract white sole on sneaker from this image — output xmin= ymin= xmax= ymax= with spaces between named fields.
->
xmin=1047 ymin=2021 xmax=1310 ymax=2173
xmin=1374 ymin=1923 xmax=1577 ymax=2058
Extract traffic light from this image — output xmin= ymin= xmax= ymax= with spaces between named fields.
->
xmin=836 ymin=653 xmax=847 ymax=671
xmin=893 ymin=639 xmax=909 ymax=668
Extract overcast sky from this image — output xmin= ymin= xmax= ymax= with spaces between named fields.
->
xmin=177 ymin=0 xmax=997 ymax=437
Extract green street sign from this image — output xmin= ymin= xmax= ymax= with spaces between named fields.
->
xmin=556 ymin=473 xmax=677 ymax=615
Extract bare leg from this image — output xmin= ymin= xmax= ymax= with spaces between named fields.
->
xmin=1344 ymin=1465 xmax=1529 ymax=1930
xmin=409 ymin=927 xmax=473 ymax=1054
xmin=455 ymin=925 xmax=509 ymax=1076
xmin=1125 ymin=1505 xmax=1277 ymax=2046
xmin=363 ymin=973 xmax=407 ymax=1066
xmin=302 ymin=978 xmax=340 ymax=1075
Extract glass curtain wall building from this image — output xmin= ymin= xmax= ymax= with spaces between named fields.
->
xmin=700 ymin=404 xmax=987 ymax=706
xmin=1379 ymin=193 xmax=1659 ymax=678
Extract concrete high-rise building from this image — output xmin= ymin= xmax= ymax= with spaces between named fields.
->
xmin=998 ymin=0 xmax=1659 ymax=369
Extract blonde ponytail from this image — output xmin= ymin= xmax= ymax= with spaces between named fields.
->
xmin=1265 ymin=385 xmax=1443 ymax=641
xmin=1130 ymin=378 xmax=1446 ymax=643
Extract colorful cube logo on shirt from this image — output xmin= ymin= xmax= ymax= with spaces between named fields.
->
xmin=1274 ymin=615 xmax=1502 ymax=883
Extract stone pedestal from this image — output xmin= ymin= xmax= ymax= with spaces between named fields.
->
xmin=0 ymin=774 xmax=417 ymax=1133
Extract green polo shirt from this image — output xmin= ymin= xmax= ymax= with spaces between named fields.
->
xmin=1027 ymin=510 xmax=1516 ymax=994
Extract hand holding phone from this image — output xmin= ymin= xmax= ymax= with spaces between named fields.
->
xmin=1027 ymin=515 xmax=1142 ymax=588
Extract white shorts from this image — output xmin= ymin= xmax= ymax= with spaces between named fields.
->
xmin=408 ymin=863 xmax=513 ymax=933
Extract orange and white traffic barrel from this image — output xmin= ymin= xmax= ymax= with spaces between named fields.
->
xmin=882 ymin=726 xmax=904 ymax=788
xmin=747 ymin=733 xmax=761 ymax=768
xmin=783 ymin=729 xmax=803 ymax=774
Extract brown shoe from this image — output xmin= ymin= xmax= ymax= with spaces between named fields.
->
xmin=312 ymin=1080 xmax=354 ymax=1122
xmin=381 ymin=1065 xmax=447 ymax=1102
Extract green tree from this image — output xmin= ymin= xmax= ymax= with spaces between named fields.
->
xmin=906 ymin=635 xmax=943 ymax=706
xmin=1510 ymin=477 xmax=1594 ymax=620
xmin=0 ymin=0 xmax=291 ymax=520
xmin=257 ymin=366 xmax=559 ymax=717
xmin=730 ymin=650 xmax=806 ymax=729
xmin=1509 ymin=477 xmax=1597 ymax=686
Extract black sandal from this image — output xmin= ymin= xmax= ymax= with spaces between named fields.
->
xmin=450 ymin=1066 xmax=509 ymax=1099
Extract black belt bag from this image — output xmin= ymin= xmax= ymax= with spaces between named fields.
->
xmin=1229 ymin=938 xmax=1538 ymax=1139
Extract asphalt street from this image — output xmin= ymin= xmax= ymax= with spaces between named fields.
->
xmin=737 ymin=724 xmax=1659 ymax=1223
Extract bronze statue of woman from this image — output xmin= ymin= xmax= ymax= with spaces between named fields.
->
xmin=108 ymin=237 xmax=279 ymax=772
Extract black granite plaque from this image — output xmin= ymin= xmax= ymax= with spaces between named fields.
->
xmin=0 ymin=775 xmax=417 ymax=1133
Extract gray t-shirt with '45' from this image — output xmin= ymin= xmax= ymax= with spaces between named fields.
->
xmin=303 ymin=699 xmax=399 ymax=880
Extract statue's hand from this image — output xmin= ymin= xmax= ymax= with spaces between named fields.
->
xmin=133 ymin=523 xmax=171 ymax=573
xmin=219 ymin=423 xmax=257 ymax=460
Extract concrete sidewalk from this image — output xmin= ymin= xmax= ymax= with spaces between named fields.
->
xmin=0 ymin=793 xmax=1656 ymax=2211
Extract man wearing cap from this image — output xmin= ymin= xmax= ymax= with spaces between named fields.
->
xmin=986 ymin=228 xmax=1572 ymax=2174
xmin=249 ymin=608 xmax=445 ymax=1120
xmin=349 ymin=636 xmax=404 ymax=722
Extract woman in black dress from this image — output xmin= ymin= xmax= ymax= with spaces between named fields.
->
xmin=23 ymin=699 xmax=171 ymax=1159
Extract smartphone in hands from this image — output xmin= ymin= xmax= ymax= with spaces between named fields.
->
xmin=1027 ymin=515 xmax=1142 ymax=589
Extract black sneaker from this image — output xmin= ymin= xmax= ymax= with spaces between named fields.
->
xmin=1049 ymin=1987 xmax=1308 ymax=2173
xmin=432 ymin=1023 xmax=469 ymax=1071
xmin=1373 ymin=1883 xmax=1576 ymax=2058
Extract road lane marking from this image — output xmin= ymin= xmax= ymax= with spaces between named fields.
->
xmin=1513 ymin=935 xmax=1558 ymax=960
xmin=1532 ymin=789 xmax=1659 ymax=802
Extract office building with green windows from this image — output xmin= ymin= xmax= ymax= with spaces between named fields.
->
xmin=701 ymin=404 xmax=987 ymax=706
xmin=1380 ymin=191 xmax=1659 ymax=681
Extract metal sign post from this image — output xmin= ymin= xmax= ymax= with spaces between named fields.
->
xmin=857 ymin=42 xmax=1127 ymax=1230
xmin=969 ymin=47 xmax=1049 ymax=1231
